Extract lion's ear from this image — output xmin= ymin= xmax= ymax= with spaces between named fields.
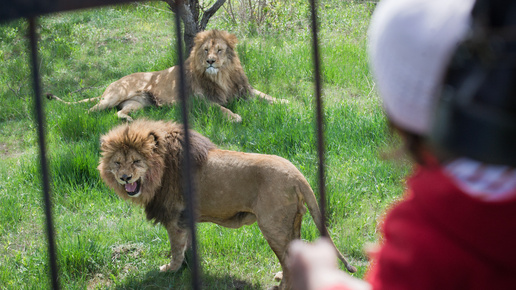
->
xmin=148 ymin=131 xmax=160 ymax=150
xmin=226 ymin=33 xmax=238 ymax=49
xmin=193 ymin=30 xmax=208 ymax=49
xmin=99 ymin=136 xmax=107 ymax=150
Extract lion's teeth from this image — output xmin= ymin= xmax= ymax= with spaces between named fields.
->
xmin=125 ymin=182 xmax=138 ymax=192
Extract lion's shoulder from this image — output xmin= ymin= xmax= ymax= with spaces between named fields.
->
xmin=161 ymin=122 xmax=216 ymax=168
xmin=146 ymin=121 xmax=217 ymax=224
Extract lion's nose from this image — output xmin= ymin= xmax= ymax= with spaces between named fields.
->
xmin=121 ymin=174 xmax=132 ymax=183
xmin=207 ymin=59 xmax=215 ymax=65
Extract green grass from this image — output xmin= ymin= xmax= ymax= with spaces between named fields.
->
xmin=0 ymin=1 xmax=409 ymax=289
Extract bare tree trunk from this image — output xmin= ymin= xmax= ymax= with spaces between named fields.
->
xmin=163 ymin=0 xmax=227 ymax=55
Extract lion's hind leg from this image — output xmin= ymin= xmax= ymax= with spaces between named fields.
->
xmin=101 ymin=93 xmax=153 ymax=121
xmin=88 ymin=87 xmax=154 ymax=120
xmin=256 ymin=204 xmax=304 ymax=290
xmin=88 ymin=97 xmax=115 ymax=113
xmin=115 ymin=100 xmax=149 ymax=121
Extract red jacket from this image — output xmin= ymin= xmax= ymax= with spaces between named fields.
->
xmin=367 ymin=165 xmax=516 ymax=289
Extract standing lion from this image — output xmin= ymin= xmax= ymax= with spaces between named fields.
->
xmin=98 ymin=119 xmax=356 ymax=290
xmin=48 ymin=30 xmax=286 ymax=122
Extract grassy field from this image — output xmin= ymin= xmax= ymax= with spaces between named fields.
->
xmin=0 ymin=1 xmax=410 ymax=289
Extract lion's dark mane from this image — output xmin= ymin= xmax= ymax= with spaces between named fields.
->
xmin=144 ymin=122 xmax=216 ymax=225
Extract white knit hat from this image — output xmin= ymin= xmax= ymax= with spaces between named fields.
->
xmin=368 ymin=0 xmax=475 ymax=135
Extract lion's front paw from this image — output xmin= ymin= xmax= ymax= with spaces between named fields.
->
xmin=273 ymin=271 xmax=283 ymax=282
xmin=220 ymin=106 xmax=243 ymax=123
xmin=159 ymin=260 xmax=183 ymax=272
xmin=159 ymin=264 xmax=170 ymax=272
xmin=229 ymin=114 xmax=242 ymax=123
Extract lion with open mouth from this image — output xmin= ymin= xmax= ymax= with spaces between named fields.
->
xmin=98 ymin=119 xmax=355 ymax=289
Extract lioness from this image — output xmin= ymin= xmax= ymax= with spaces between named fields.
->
xmin=98 ymin=119 xmax=356 ymax=290
xmin=48 ymin=30 xmax=286 ymax=122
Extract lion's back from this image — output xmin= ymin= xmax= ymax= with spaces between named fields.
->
xmin=199 ymin=149 xmax=306 ymax=190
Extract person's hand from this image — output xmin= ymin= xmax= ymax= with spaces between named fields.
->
xmin=289 ymin=238 xmax=371 ymax=290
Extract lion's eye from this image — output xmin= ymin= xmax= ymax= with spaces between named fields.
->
xmin=133 ymin=160 xmax=141 ymax=165
xmin=114 ymin=161 xmax=121 ymax=166
xmin=217 ymin=49 xmax=222 ymax=53
xmin=204 ymin=48 xmax=208 ymax=53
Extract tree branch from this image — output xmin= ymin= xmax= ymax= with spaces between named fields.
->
xmin=200 ymin=0 xmax=226 ymax=30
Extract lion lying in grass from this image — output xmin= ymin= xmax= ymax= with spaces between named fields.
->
xmin=98 ymin=119 xmax=356 ymax=290
xmin=47 ymin=30 xmax=286 ymax=122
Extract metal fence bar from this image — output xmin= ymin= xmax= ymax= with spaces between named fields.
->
xmin=0 ymin=0 xmax=138 ymax=22
xmin=309 ymin=0 xmax=329 ymax=236
xmin=173 ymin=1 xmax=202 ymax=289
xmin=28 ymin=17 xmax=60 ymax=290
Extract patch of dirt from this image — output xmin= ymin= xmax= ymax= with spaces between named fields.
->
xmin=0 ymin=141 xmax=25 ymax=160
xmin=0 ymin=143 xmax=13 ymax=159
xmin=111 ymin=243 xmax=145 ymax=262
xmin=87 ymin=273 xmax=112 ymax=290
xmin=87 ymin=243 xmax=146 ymax=289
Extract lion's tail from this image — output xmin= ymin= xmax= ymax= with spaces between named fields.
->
xmin=297 ymin=179 xmax=357 ymax=273
xmin=46 ymin=93 xmax=100 ymax=105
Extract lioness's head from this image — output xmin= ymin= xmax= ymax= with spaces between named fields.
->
xmin=190 ymin=30 xmax=239 ymax=76
xmin=98 ymin=120 xmax=167 ymax=205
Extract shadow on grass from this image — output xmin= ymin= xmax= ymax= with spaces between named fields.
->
xmin=114 ymin=250 xmax=265 ymax=290
xmin=114 ymin=269 xmax=263 ymax=290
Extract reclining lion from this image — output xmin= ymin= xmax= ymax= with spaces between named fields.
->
xmin=98 ymin=119 xmax=356 ymax=289
xmin=48 ymin=30 xmax=286 ymax=122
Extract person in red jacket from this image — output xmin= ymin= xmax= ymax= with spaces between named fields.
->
xmin=288 ymin=0 xmax=516 ymax=289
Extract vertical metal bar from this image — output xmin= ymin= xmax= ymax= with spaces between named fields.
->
xmin=172 ymin=1 xmax=202 ymax=289
xmin=309 ymin=0 xmax=328 ymax=237
xmin=28 ymin=17 xmax=60 ymax=289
